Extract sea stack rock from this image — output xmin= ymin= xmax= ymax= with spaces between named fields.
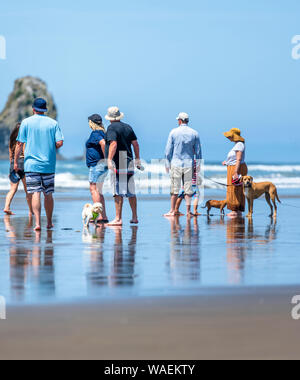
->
xmin=0 ymin=76 xmax=57 ymax=158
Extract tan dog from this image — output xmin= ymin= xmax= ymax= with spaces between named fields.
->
xmin=242 ymin=176 xmax=281 ymax=218
xmin=202 ymin=200 xmax=227 ymax=216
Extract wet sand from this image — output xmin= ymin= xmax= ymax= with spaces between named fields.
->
xmin=1 ymin=286 xmax=300 ymax=360
xmin=1 ymin=190 xmax=300 ymax=359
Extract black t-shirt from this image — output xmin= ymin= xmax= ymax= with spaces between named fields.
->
xmin=106 ymin=122 xmax=137 ymax=169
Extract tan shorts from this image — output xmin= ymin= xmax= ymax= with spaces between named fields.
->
xmin=170 ymin=167 xmax=193 ymax=196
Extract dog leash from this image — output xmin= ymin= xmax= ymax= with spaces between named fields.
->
xmin=204 ymin=176 xmax=242 ymax=188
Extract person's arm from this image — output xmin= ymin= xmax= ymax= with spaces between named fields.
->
xmin=165 ymin=132 xmax=174 ymax=173
xmin=233 ymin=151 xmax=243 ymax=179
xmin=108 ymin=141 xmax=117 ymax=171
xmin=14 ymin=142 xmax=24 ymax=172
xmin=9 ymin=147 xmax=13 ymax=162
xmin=132 ymin=140 xmax=141 ymax=168
xmin=55 ymin=124 xmax=64 ymax=150
xmin=194 ymin=134 xmax=202 ymax=174
xmin=99 ymin=139 xmax=106 ymax=157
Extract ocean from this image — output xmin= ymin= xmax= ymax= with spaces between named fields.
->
xmin=1 ymin=160 xmax=300 ymax=193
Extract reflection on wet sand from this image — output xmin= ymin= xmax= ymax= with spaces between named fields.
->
xmin=226 ymin=217 xmax=278 ymax=284
xmin=4 ymin=216 xmax=55 ymax=302
xmin=84 ymin=226 xmax=138 ymax=293
xmin=167 ymin=217 xmax=201 ymax=284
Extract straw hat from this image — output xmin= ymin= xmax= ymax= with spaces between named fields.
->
xmin=224 ymin=128 xmax=245 ymax=143
xmin=105 ymin=106 xmax=124 ymax=121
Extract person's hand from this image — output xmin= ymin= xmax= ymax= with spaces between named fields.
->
xmin=107 ymin=159 xmax=115 ymax=171
xmin=14 ymin=162 xmax=20 ymax=172
xmin=135 ymin=159 xmax=141 ymax=169
xmin=222 ymin=161 xmax=227 ymax=166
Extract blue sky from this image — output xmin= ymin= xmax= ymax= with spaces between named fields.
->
xmin=0 ymin=0 xmax=299 ymax=162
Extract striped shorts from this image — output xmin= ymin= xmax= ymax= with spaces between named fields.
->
xmin=26 ymin=173 xmax=55 ymax=195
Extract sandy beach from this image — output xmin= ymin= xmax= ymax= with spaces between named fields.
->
xmin=1 ymin=286 xmax=300 ymax=360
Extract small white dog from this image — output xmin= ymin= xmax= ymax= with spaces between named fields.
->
xmin=82 ymin=203 xmax=103 ymax=228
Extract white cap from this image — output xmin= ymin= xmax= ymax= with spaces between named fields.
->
xmin=176 ymin=112 xmax=189 ymax=121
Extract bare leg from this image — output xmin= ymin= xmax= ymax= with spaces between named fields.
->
xmin=44 ymin=193 xmax=54 ymax=229
xmin=90 ymin=183 xmax=101 ymax=203
xmin=107 ymin=196 xmax=123 ymax=226
xmin=194 ymin=198 xmax=201 ymax=216
xmin=129 ymin=196 xmax=138 ymax=224
xmin=175 ymin=197 xmax=185 ymax=216
xmin=98 ymin=183 xmax=108 ymax=221
xmin=4 ymin=182 xmax=19 ymax=215
xmin=164 ymin=195 xmax=178 ymax=217
xmin=185 ymin=195 xmax=194 ymax=217
xmin=32 ymin=192 xmax=42 ymax=231
xmin=22 ymin=178 xmax=33 ymax=217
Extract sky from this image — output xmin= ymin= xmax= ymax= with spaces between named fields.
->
xmin=0 ymin=0 xmax=299 ymax=162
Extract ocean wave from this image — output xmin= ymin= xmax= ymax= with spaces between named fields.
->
xmin=1 ymin=168 xmax=300 ymax=191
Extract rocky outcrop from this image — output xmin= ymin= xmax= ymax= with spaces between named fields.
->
xmin=0 ymin=76 xmax=57 ymax=158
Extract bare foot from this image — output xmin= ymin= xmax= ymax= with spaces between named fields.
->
xmin=164 ymin=211 xmax=176 ymax=217
xmin=174 ymin=212 xmax=185 ymax=216
xmin=106 ymin=219 xmax=123 ymax=226
xmin=194 ymin=212 xmax=202 ymax=216
xmin=34 ymin=226 xmax=42 ymax=231
xmin=130 ymin=219 xmax=139 ymax=224
xmin=227 ymin=211 xmax=238 ymax=218
xmin=187 ymin=212 xmax=195 ymax=218
xmin=47 ymin=224 xmax=54 ymax=230
xmin=4 ymin=210 xmax=15 ymax=215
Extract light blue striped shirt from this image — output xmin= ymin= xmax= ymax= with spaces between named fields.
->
xmin=165 ymin=125 xmax=202 ymax=168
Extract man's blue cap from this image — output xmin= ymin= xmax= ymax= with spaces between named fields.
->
xmin=33 ymin=98 xmax=48 ymax=113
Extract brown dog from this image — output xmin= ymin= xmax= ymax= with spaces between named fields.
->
xmin=242 ymin=176 xmax=281 ymax=218
xmin=202 ymin=200 xmax=227 ymax=216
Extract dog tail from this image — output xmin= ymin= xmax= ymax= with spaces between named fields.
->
xmin=275 ymin=190 xmax=281 ymax=204
xmin=201 ymin=201 xmax=210 ymax=209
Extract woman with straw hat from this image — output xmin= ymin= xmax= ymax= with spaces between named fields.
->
xmin=222 ymin=128 xmax=248 ymax=218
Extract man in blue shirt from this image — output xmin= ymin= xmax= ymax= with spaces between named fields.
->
xmin=164 ymin=112 xmax=202 ymax=217
xmin=14 ymin=98 xmax=64 ymax=231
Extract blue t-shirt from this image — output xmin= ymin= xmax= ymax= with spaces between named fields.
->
xmin=86 ymin=130 xmax=106 ymax=168
xmin=17 ymin=115 xmax=64 ymax=174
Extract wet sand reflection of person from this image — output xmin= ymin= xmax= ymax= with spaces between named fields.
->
xmin=110 ymin=226 xmax=138 ymax=287
xmin=226 ymin=217 xmax=278 ymax=284
xmin=84 ymin=225 xmax=107 ymax=292
xmin=4 ymin=216 xmax=55 ymax=302
xmin=84 ymin=226 xmax=138 ymax=292
xmin=168 ymin=216 xmax=201 ymax=284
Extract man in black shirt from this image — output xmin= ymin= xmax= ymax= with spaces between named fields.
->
xmin=105 ymin=107 xmax=140 ymax=226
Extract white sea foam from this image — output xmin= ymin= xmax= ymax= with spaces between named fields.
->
xmin=0 ymin=163 xmax=300 ymax=191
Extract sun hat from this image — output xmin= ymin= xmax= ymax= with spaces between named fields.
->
xmin=105 ymin=107 xmax=124 ymax=121
xmin=224 ymin=128 xmax=245 ymax=143
xmin=176 ymin=112 xmax=189 ymax=121
xmin=33 ymin=98 xmax=48 ymax=113
xmin=88 ymin=114 xmax=103 ymax=125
